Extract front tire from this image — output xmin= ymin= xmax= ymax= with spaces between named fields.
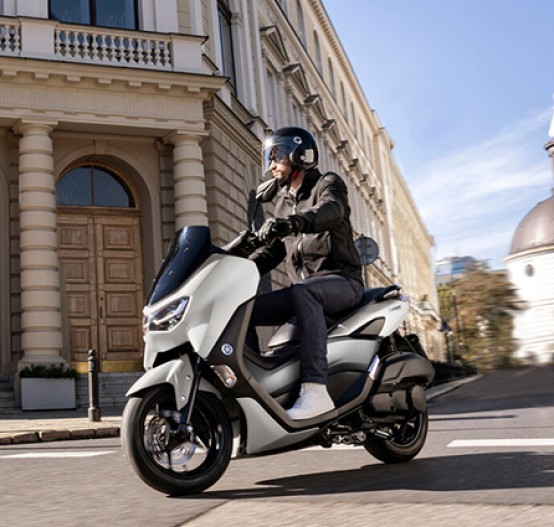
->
xmin=364 ymin=409 xmax=429 ymax=463
xmin=121 ymin=386 xmax=232 ymax=495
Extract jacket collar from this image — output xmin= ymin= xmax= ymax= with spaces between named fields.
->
xmin=278 ymin=169 xmax=321 ymax=200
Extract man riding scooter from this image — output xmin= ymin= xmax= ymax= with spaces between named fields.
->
xmin=247 ymin=126 xmax=365 ymax=420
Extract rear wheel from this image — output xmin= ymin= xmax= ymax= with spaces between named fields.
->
xmin=364 ymin=409 xmax=429 ymax=463
xmin=121 ymin=386 xmax=232 ymax=495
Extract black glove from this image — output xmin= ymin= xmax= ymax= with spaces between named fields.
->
xmin=258 ymin=216 xmax=304 ymax=244
xmin=224 ymin=230 xmax=259 ymax=257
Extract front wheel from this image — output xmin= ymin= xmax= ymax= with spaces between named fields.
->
xmin=121 ymin=386 xmax=232 ymax=495
xmin=364 ymin=409 xmax=429 ymax=463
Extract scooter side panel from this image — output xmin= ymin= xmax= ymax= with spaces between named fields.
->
xmin=328 ymin=338 xmax=378 ymax=371
xmin=237 ymin=397 xmax=319 ymax=454
xmin=329 ymin=297 xmax=409 ymax=338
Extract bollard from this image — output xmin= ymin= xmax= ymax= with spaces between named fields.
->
xmin=88 ymin=349 xmax=101 ymax=422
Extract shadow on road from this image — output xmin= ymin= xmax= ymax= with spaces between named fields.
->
xmin=177 ymin=450 xmax=554 ymax=500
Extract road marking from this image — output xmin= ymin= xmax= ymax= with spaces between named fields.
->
xmin=0 ymin=451 xmax=116 ymax=459
xmin=448 ymin=439 xmax=554 ymax=448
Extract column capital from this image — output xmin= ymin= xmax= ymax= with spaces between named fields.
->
xmin=14 ymin=118 xmax=58 ymax=135
xmin=164 ymin=129 xmax=208 ymax=146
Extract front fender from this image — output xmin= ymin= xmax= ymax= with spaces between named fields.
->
xmin=126 ymin=356 xmax=194 ymax=411
xmin=126 ymin=356 xmax=222 ymax=410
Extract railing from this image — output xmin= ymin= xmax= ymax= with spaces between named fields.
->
xmin=0 ymin=21 xmax=20 ymax=54
xmin=54 ymin=25 xmax=172 ymax=70
xmin=0 ymin=17 xmax=205 ymax=74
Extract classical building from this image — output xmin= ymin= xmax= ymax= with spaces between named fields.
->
xmin=0 ymin=0 xmax=444 ymax=408
xmin=505 ymin=131 xmax=554 ymax=365
xmin=390 ymin=161 xmax=443 ymax=359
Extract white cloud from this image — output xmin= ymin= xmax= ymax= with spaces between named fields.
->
xmin=406 ymin=110 xmax=552 ymax=269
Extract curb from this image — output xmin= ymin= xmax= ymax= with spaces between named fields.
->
xmin=427 ymin=374 xmax=483 ymax=402
xmin=0 ymin=426 xmax=120 ymax=446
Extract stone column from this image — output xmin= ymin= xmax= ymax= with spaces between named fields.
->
xmin=16 ymin=120 xmax=65 ymax=369
xmin=155 ymin=140 xmax=175 ymax=251
xmin=167 ymin=132 xmax=209 ymax=229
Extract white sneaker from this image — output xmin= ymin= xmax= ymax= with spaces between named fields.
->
xmin=287 ymin=382 xmax=335 ymax=420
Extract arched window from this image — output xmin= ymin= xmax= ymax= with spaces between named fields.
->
xmin=56 ymin=164 xmax=135 ymax=208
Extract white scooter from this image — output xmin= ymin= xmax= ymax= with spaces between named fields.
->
xmin=121 ymin=184 xmax=435 ymax=496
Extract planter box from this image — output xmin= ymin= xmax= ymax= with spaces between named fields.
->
xmin=21 ymin=378 xmax=76 ymax=411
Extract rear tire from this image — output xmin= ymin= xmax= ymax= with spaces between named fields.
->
xmin=364 ymin=409 xmax=429 ymax=463
xmin=121 ymin=386 xmax=232 ymax=495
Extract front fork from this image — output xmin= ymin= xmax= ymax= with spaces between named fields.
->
xmin=179 ymin=356 xmax=202 ymax=431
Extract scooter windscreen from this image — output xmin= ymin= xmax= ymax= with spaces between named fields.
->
xmin=147 ymin=226 xmax=213 ymax=306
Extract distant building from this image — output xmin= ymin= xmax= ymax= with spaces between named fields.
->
xmin=435 ymin=256 xmax=478 ymax=285
xmin=505 ymin=125 xmax=554 ymax=365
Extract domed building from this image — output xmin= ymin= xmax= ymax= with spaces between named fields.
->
xmin=505 ymin=135 xmax=554 ymax=364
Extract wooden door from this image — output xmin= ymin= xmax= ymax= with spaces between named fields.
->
xmin=58 ymin=213 xmax=98 ymax=366
xmin=95 ymin=215 xmax=144 ymax=371
xmin=58 ymin=211 xmax=144 ymax=372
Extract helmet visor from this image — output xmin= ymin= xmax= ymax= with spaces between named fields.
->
xmin=262 ymin=137 xmax=295 ymax=179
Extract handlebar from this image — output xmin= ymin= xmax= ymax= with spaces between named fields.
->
xmin=222 ymin=229 xmax=265 ymax=257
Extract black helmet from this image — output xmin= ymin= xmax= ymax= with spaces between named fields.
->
xmin=262 ymin=126 xmax=319 ymax=182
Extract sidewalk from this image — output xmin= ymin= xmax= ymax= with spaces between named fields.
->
xmin=0 ymin=376 xmax=481 ymax=446
xmin=0 ymin=407 xmax=123 ymax=445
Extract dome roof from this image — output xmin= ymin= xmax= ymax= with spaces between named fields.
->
xmin=510 ymin=193 xmax=554 ymax=255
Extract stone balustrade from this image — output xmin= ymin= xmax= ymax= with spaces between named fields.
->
xmin=0 ymin=20 xmax=20 ymax=54
xmin=0 ymin=16 xmax=205 ymax=73
xmin=54 ymin=26 xmax=172 ymax=69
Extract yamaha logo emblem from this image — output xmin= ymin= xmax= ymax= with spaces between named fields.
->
xmin=221 ymin=344 xmax=234 ymax=356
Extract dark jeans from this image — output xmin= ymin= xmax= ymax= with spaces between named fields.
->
xmin=247 ymin=274 xmax=364 ymax=384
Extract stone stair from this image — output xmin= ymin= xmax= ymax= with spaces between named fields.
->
xmin=76 ymin=372 xmax=141 ymax=409
xmin=0 ymin=373 xmax=142 ymax=413
xmin=0 ymin=375 xmax=18 ymax=413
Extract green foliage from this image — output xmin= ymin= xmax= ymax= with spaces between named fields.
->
xmin=438 ymin=265 xmax=521 ymax=371
xmin=19 ymin=363 xmax=78 ymax=379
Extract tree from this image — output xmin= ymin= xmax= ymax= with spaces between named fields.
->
xmin=438 ymin=262 xmax=520 ymax=370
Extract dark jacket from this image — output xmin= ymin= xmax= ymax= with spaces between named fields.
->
xmin=251 ymin=169 xmax=363 ymax=284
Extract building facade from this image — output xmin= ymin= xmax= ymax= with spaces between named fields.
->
xmin=0 ymin=0 xmax=444 ymax=405
xmin=505 ymin=135 xmax=554 ymax=365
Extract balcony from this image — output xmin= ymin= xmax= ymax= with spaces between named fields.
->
xmin=0 ymin=16 xmax=205 ymax=74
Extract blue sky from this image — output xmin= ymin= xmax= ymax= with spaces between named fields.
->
xmin=322 ymin=0 xmax=553 ymax=269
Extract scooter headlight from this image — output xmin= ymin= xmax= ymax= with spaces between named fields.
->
xmin=143 ymin=297 xmax=189 ymax=334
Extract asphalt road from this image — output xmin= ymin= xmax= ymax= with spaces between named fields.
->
xmin=1 ymin=366 xmax=553 ymax=527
